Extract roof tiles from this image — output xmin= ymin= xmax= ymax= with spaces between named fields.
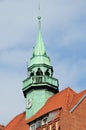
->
xmin=4 ymin=112 xmax=28 ymax=130
xmin=26 ymin=87 xmax=76 ymax=123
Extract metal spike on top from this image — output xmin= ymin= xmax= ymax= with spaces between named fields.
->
xmin=37 ymin=16 xmax=41 ymax=33
xmin=38 ymin=3 xmax=41 ymax=32
xmin=38 ymin=3 xmax=41 ymax=17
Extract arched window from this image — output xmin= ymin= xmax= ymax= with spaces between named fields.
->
xmin=36 ymin=68 xmax=43 ymax=83
xmin=45 ymin=69 xmax=50 ymax=76
xmin=51 ymin=67 xmax=53 ymax=77
xmin=36 ymin=68 xmax=43 ymax=76
xmin=30 ymin=70 xmax=34 ymax=77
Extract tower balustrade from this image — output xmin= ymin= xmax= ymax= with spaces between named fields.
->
xmin=23 ymin=75 xmax=59 ymax=91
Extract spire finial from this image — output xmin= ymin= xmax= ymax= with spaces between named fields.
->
xmin=37 ymin=15 xmax=41 ymax=33
xmin=37 ymin=2 xmax=41 ymax=24
xmin=37 ymin=16 xmax=41 ymax=21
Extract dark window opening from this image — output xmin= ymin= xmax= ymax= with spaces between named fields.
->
xmin=36 ymin=68 xmax=43 ymax=76
xmin=45 ymin=69 xmax=50 ymax=76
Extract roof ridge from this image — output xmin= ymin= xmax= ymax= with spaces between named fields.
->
xmin=78 ymin=89 xmax=86 ymax=94
xmin=70 ymin=94 xmax=86 ymax=112
xmin=46 ymin=87 xmax=76 ymax=103
xmin=65 ymin=87 xmax=76 ymax=110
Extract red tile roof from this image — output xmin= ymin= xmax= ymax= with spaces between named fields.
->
xmin=26 ymin=87 xmax=76 ymax=123
xmin=59 ymin=109 xmax=85 ymax=130
xmin=0 ymin=125 xmax=4 ymax=130
xmin=70 ymin=89 xmax=86 ymax=110
xmin=27 ymin=87 xmax=86 ymax=123
xmin=59 ymin=94 xmax=86 ymax=130
xmin=4 ymin=112 xmax=28 ymax=130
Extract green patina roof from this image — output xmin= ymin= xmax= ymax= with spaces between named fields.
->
xmin=29 ymin=16 xmax=51 ymax=67
xmin=33 ymin=16 xmax=46 ymax=56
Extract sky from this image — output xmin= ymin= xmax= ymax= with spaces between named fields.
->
xmin=0 ymin=0 xmax=86 ymax=125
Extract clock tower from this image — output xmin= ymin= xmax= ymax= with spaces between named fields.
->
xmin=22 ymin=16 xmax=59 ymax=119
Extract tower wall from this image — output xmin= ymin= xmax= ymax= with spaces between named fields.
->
xmin=26 ymin=88 xmax=54 ymax=119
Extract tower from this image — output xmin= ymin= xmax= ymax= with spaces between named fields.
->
xmin=22 ymin=16 xmax=59 ymax=119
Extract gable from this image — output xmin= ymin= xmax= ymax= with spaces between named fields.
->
xmin=72 ymin=97 xmax=86 ymax=118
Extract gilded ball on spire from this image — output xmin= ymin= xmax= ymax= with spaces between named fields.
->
xmin=37 ymin=16 xmax=41 ymax=20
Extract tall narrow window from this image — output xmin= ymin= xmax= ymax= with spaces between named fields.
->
xmin=36 ymin=119 xmax=41 ymax=128
xmin=30 ymin=124 xmax=36 ymax=130
xmin=42 ymin=117 xmax=48 ymax=125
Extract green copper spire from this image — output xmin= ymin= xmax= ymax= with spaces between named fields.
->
xmin=33 ymin=16 xmax=46 ymax=56
xmin=29 ymin=16 xmax=51 ymax=67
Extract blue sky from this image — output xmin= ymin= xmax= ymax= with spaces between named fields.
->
xmin=0 ymin=0 xmax=86 ymax=125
